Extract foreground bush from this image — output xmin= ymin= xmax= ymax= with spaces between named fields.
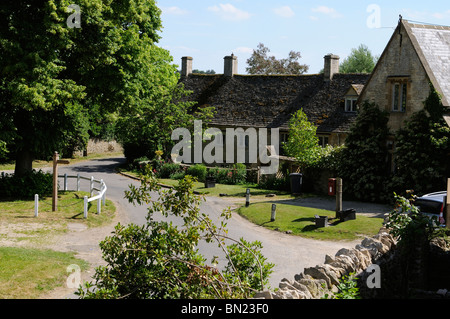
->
xmin=77 ymin=170 xmax=274 ymax=299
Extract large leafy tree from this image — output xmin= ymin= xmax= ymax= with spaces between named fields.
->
xmin=1 ymin=0 xmax=201 ymax=175
xmin=246 ymin=43 xmax=309 ymax=75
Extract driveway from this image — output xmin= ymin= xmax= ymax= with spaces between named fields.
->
xmin=36 ymin=156 xmax=390 ymax=297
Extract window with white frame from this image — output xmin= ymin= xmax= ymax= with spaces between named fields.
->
xmin=345 ymin=97 xmax=358 ymax=112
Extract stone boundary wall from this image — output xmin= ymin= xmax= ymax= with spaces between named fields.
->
xmin=255 ymin=228 xmax=397 ymax=299
xmin=73 ymin=138 xmax=123 ymax=157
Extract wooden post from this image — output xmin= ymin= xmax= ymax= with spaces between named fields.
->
xmin=52 ymin=152 xmax=59 ymax=211
xmin=336 ymin=178 xmax=343 ymax=217
xmin=446 ymin=178 xmax=450 ymax=230
xmin=51 ymin=151 xmax=70 ymax=212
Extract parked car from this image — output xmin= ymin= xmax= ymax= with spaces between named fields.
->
xmin=414 ymin=191 xmax=447 ymax=225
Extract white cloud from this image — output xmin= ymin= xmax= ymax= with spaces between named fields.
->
xmin=401 ymin=8 xmax=450 ymax=21
xmin=162 ymin=6 xmax=188 ymax=15
xmin=208 ymin=3 xmax=251 ymax=21
xmin=311 ymin=6 xmax=343 ymax=19
xmin=234 ymin=47 xmax=253 ymax=54
xmin=273 ymin=6 xmax=295 ymax=18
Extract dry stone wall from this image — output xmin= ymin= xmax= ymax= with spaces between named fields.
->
xmin=73 ymin=138 xmax=123 ymax=157
xmin=254 ymin=228 xmax=397 ymax=299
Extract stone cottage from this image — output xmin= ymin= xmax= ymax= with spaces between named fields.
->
xmin=358 ymin=17 xmax=450 ymax=131
xmin=179 ymin=54 xmax=369 ymax=168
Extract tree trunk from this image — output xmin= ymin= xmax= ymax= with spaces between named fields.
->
xmin=14 ymin=148 xmax=34 ymax=176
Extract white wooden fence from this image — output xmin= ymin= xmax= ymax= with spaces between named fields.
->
xmin=34 ymin=174 xmax=107 ymax=219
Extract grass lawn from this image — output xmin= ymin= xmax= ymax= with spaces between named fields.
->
xmin=0 ymin=191 xmax=116 ymax=298
xmin=159 ymin=178 xmax=292 ymax=198
xmin=0 ymin=191 xmax=116 ymax=237
xmin=0 ymin=247 xmax=88 ymax=299
xmin=238 ymin=202 xmax=384 ymax=241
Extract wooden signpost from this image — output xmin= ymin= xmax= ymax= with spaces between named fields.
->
xmin=52 ymin=151 xmax=70 ymax=212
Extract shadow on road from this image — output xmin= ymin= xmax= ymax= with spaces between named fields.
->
xmin=68 ymin=157 xmax=126 ymax=174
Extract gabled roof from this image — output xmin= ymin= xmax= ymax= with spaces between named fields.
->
xmin=181 ymin=73 xmax=369 ymax=133
xmin=360 ymin=18 xmax=450 ymax=108
xmin=403 ymin=20 xmax=450 ymax=107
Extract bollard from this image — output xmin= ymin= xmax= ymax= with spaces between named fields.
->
xmin=90 ymin=176 xmax=94 ymax=197
xmin=34 ymin=194 xmax=39 ymax=217
xmin=97 ymin=192 xmax=101 ymax=214
xmin=246 ymin=188 xmax=250 ymax=207
xmin=84 ymin=196 xmax=88 ymax=219
xmin=76 ymin=174 xmax=80 ymax=192
xmin=271 ymin=204 xmax=276 ymax=222
xmin=64 ymin=173 xmax=68 ymax=191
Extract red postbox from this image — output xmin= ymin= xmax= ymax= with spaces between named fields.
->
xmin=328 ymin=178 xmax=336 ymax=196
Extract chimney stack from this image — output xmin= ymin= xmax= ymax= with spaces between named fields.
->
xmin=224 ymin=54 xmax=238 ymax=77
xmin=181 ymin=56 xmax=193 ymax=77
xmin=323 ymin=54 xmax=340 ymax=81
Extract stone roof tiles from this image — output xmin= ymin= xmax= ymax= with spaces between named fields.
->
xmin=404 ymin=20 xmax=450 ymax=106
xmin=181 ymin=73 xmax=369 ymax=133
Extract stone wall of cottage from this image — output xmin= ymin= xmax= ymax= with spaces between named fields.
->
xmin=359 ymin=23 xmax=431 ymax=132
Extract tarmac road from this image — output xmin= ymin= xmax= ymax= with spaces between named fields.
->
xmin=51 ymin=156 xmax=389 ymax=292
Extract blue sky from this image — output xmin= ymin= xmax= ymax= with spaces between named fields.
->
xmin=156 ymin=0 xmax=450 ymax=74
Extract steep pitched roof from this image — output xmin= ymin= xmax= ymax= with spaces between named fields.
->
xmin=361 ymin=18 xmax=450 ymax=108
xmin=403 ymin=20 xmax=450 ymax=107
xmin=181 ymin=73 xmax=369 ymax=133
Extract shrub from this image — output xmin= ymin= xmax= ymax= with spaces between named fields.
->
xmin=157 ymin=163 xmax=182 ymax=178
xmin=186 ymin=164 xmax=207 ymax=182
xmin=258 ymin=174 xmax=290 ymax=191
xmin=170 ymin=171 xmax=186 ymax=180
xmin=207 ymin=164 xmax=247 ymax=185
xmin=0 ymin=170 xmax=53 ymax=199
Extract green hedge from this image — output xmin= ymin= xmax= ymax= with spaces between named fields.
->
xmin=0 ymin=170 xmax=53 ymax=199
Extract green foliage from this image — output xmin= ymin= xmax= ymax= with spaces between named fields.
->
xmin=156 ymin=162 xmax=183 ymax=179
xmin=77 ymin=169 xmax=273 ymax=299
xmin=207 ymin=164 xmax=247 ymax=185
xmin=186 ymin=164 xmax=208 ymax=182
xmin=337 ymin=101 xmax=391 ymax=202
xmin=332 ymin=273 xmax=361 ymax=299
xmin=1 ymin=0 xmax=209 ymax=176
xmin=223 ymin=238 xmax=274 ymax=293
xmin=246 ymin=43 xmax=309 ymax=75
xmin=384 ymin=193 xmax=437 ymax=243
xmin=284 ymin=109 xmax=323 ymax=171
xmin=390 ymin=84 xmax=450 ymax=196
xmin=257 ymin=174 xmax=290 ymax=191
xmin=0 ymin=170 xmax=52 ymax=199
xmin=340 ymin=44 xmax=378 ymax=74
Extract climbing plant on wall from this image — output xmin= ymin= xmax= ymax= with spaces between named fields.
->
xmin=390 ymin=83 xmax=450 ymax=196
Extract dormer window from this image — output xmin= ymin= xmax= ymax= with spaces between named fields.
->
xmin=344 ymin=84 xmax=364 ymax=113
xmin=345 ymin=97 xmax=358 ymax=112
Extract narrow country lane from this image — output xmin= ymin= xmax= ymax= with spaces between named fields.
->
xmin=51 ymin=156 xmax=364 ymax=292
